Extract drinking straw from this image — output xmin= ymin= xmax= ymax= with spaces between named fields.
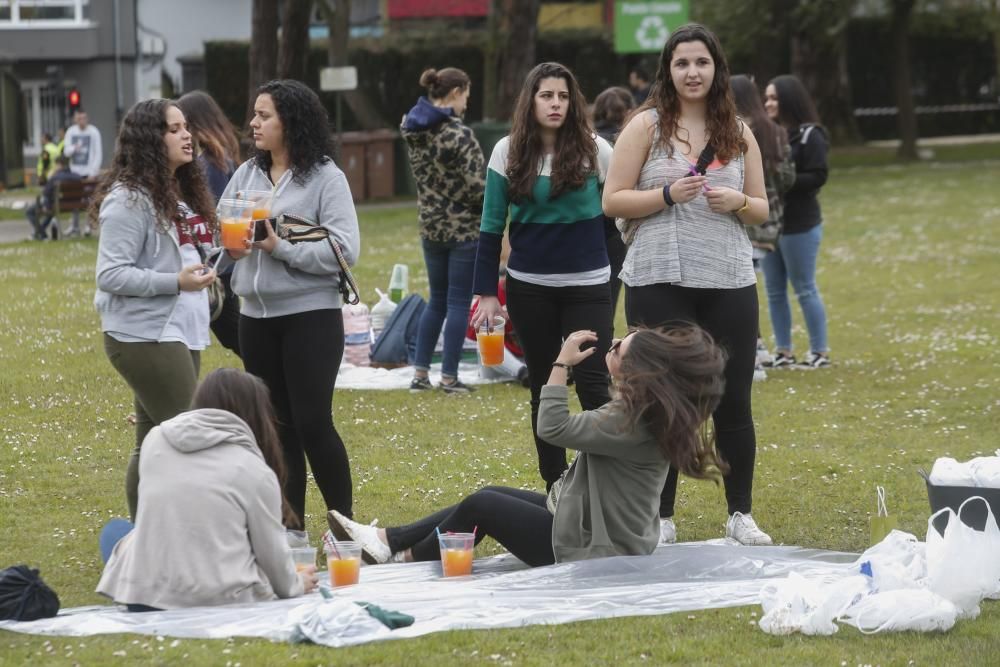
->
xmin=322 ymin=530 xmax=341 ymax=559
xmin=472 ymin=525 xmax=478 ymax=538
xmin=435 ymin=526 xmax=442 ymax=539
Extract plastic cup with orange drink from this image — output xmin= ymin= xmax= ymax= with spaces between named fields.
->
xmin=438 ymin=532 xmax=475 ymax=577
xmin=240 ymin=189 xmax=272 ymax=222
xmin=325 ymin=541 xmax=362 ymax=587
xmin=290 ymin=547 xmax=317 ymax=573
xmin=476 ymin=316 xmax=505 ymax=367
xmin=218 ymin=198 xmax=254 ymax=250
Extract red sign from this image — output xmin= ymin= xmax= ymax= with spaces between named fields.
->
xmin=388 ymin=0 xmax=489 ymax=19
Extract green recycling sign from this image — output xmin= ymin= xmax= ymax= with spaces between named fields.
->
xmin=614 ymin=1 xmax=690 ymax=54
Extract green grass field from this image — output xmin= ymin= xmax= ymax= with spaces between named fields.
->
xmin=1 ymin=158 xmax=999 ymax=665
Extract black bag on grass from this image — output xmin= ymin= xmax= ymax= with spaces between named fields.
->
xmin=0 ymin=565 xmax=60 ymax=621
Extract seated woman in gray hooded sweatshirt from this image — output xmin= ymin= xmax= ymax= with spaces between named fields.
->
xmin=97 ymin=369 xmax=318 ymax=611
xmin=221 ymin=79 xmax=361 ymax=528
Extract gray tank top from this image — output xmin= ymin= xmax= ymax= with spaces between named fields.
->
xmin=620 ymin=111 xmax=756 ymax=289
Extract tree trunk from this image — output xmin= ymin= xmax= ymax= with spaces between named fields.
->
xmin=495 ymin=0 xmax=541 ymax=121
xmin=279 ymin=0 xmax=313 ymax=82
xmin=316 ymin=0 xmax=387 ymax=130
xmin=482 ymin=0 xmax=500 ymax=121
xmin=790 ymin=23 xmax=860 ymax=144
xmin=891 ymin=0 xmax=918 ymax=161
xmin=248 ymin=0 xmax=279 ymax=119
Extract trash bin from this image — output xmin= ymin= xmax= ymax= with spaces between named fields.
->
xmin=337 ymin=132 xmax=367 ymax=202
xmin=365 ymin=129 xmax=397 ymax=200
xmin=470 ymin=121 xmax=511 ymax=163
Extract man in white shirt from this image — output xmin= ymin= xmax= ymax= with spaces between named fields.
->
xmin=62 ymin=109 xmax=103 ymax=236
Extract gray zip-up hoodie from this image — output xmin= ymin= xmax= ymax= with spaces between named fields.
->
xmin=96 ymin=408 xmax=305 ymax=609
xmin=94 ymin=185 xmax=188 ymax=339
xmin=221 ymin=158 xmax=361 ymax=318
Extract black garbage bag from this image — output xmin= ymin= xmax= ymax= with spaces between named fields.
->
xmin=0 ymin=565 xmax=60 ymax=621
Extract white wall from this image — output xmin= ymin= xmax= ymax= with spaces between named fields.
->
xmin=135 ymin=0 xmax=251 ymax=99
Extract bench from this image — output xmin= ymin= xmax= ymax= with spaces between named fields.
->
xmin=53 ymin=177 xmax=99 ymax=236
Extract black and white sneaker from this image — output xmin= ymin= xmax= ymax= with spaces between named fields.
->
xmin=798 ymin=352 xmax=831 ymax=369
xmin=409 ymin=376 xmax=433 ymax=392
xmin=766 ymin=352 xmax=797 ymax=368
xmin=439 ymin=379 xmax=474 ymax=394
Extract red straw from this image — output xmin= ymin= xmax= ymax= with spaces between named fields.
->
xmin=472 ymin=525 xmax=478 ymax=538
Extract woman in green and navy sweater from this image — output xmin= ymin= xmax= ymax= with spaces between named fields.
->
xmin=471 ymin=62 xmax=614 ymax=491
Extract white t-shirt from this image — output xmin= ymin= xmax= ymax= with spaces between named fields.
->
xmin=64 ymin=124 xmax=103 ymax=177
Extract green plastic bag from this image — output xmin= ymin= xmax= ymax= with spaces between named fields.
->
xmin=870 ymin=485 xmax=898 ymax=546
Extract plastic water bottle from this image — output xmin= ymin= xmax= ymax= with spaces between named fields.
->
xmin=370 ymin=288 xmax=397 ymax=342
xmin=342 ymin=301 xmax=371 ymax=367
xmin=389 ymin=263 xmax=408 ymax=303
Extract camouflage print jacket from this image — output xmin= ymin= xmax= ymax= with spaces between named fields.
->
xmin=401 ymin=98 xmax=486 ymax=243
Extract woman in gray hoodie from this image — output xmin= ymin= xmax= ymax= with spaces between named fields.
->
xmin=92 ymin=98 xmax=219 ymax=520
xmin=329 ymin=326 xmax=727 ymax=567
xmin=97 ymin=369 xmax=318 ymax=610
xmin=221 ymin=80 xmax=361 ymax=527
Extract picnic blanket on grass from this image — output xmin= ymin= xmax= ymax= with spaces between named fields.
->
xmin=337 ymin=361 xmax=508 ymax=390
xmin=0 ymin=542 xmax=857 ymax=647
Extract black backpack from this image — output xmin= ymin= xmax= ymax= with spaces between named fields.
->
xmin=369 ymin=294 xmax=426 ymax=368
xmin=0 ymin=565 xmax=60 ymax=621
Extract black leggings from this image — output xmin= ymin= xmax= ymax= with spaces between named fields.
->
xmin=385 ymin=486 xmax=555 ymax=567
xmin=505 ymin=275 xmax=613 ymax=487
xmin=625 ymin=283 xmax=758 ymax=517
xmin=239 ymin=308 xmax=352 ymax=526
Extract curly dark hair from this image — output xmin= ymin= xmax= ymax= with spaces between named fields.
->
xmin=89 ymin=98 xmax=216 ymax=233
xmin=637 ymin=23 xmax=745 ymax=162
xmin=615 ymin=326 xmax=729 ymax=481
xmin=192 ymin=368 xmax=299 ymax=529
xmin=506 ymin=62 xmax=597 ymax=202
xmin=252 ymin=79 xmax=335 ymax=185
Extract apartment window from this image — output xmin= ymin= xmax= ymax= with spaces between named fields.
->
xmin=0 ymin=0 xmax=88 ymax=25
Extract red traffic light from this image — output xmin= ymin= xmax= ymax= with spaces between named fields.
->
xmin=68 ymin=88 xmax=81 ymax=111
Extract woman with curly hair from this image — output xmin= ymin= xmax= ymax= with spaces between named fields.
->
xmin=92 ymin=98 xmax=219 ymax=520
xmin=471 ymin=62 xmax=615 ymax=492
xmin=221 ymin=79 xmax=361 ymax=527
xmin=603 ymin=24 xmax=773 ymax=546
xmin=328 ymin=326 xmax=726 ymax=567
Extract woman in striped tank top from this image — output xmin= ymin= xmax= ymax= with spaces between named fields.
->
xmin=603 ymin=24 xmax=773 ymax=547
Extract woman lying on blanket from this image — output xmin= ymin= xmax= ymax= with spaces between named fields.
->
xmin=96 ymin=368 xmax=319 ymax=611
xmin=328 ymin=325 xmax=728 ymax=567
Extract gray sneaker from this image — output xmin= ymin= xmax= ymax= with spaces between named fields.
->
xmin=439 ymin=378 xmax=474 ymax=394
xmin=409 ymin=376 xmax=433 ymax=392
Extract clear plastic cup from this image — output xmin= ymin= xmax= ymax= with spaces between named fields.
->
xmin=476 ymin=316 xmax=505 ymax=367
xmin=290 ymin=546 xmax=317 ymax=573
xmin=238 ymin=189 xmax=272 ymax=221
xmin=438 ymin=532 xmax=475 ymax=577
xmin=218 ymin=198 xmax=254 ymax=250
xmin=325 ymin=541 xmax=362 ymax=587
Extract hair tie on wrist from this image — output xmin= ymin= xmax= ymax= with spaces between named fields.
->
xmin=662 ymin=183 xmax=675 ymax=207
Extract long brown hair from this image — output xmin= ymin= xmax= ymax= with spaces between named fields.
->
xmin=176 ymin=91 xmax=240 ymax=173
xmin=506 ymin=62 xmax=596 ymax=202
xmin=89 ymin=98 xmax=216 ymax=232
xmin=191 ymin=368 xmax=299 ymax=528
xmin=615 ymin=326 xmax=728 ymax=481
xmin=637 ymin=23 xmax=745 ymax=162
xmin=730 ymin=74 xmax=787 ymax=172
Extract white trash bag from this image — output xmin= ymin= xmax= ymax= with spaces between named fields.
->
xmin=925 ymin=496 xmax=1000 ymax=618
xmin=758 ymin=572 xmax=868 ymax=636
xmin=842 ymin=589 xmax=958 ymax=634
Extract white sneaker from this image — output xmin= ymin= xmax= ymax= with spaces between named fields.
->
xmin=755 ymin=339 xmax=773 ymax=367
xmin=726 ymin=512 xmax=773 ymax=546
xmin=327 ymin=510 xmax=392 ymax=564
xmin=659 ymin=517 xmax=677 ymax=545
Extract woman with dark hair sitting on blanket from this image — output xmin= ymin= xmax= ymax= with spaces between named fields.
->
xmin=328 ymin=325 xmax=727 ymax=567
xmin=96 ymin=368 xmax=319 ymax=611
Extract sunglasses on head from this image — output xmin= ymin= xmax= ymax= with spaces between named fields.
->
xmin=609 ymin=330 xmax=637 ymax=356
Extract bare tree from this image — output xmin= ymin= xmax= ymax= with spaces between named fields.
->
xmin=315 ymin=0 xmax=387 ymax=129
xmin=248 ymin=0 xmax=279 ymax=116
xmin=496 ymin=0 xmax=541 ymax=120
xmin=891 ymin=0 xmax=919 ymax=160
xmin=279 ymin=0 xmax=314 ymax=82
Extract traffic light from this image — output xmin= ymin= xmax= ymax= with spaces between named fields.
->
xmin=68 ymin=88 xmax=81 ymax=113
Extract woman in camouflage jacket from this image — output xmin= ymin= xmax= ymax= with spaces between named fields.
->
xmin=402 ymin=67 xmax=486 ymax=393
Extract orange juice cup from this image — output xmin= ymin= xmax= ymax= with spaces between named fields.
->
xmin=218 ymin=198 xmax=253 ymax=250
xmin=240 ymin=189 xmax=271 ymax=220
xmin=476 ymin=316 xmax=505 ymax=367
xmin=290 ymin=547 xmax=316 ymax=572
xmin=325 ymin=541 xmax=362 ymax=587
xmin=438 ymin=532 xmax=475 ymax=577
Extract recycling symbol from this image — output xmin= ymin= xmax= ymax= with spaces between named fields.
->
xmin=636 ymin=15 xmax=670 ymax=50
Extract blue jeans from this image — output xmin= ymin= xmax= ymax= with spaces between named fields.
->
xmin=761 ymin=225 xmax=828 ymax=354
xmin=413 ymin=238 xmax=477 ymax=379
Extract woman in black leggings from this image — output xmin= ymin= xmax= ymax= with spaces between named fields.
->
xmin=222 ymin=80 xmax=361 ymax=525
xmin=328 ymin=327 xmax=726 ymax=567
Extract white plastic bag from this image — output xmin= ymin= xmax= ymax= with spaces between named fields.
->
xmin=843 ymin=589 xmax=958 ymax=634
xmin=929 ymin=457 xmax=976 ymax=486
xmin=925 ymin=496 xmax=1000 ymax=618
xmin=858 ymin=529 xmax=926 ymax=592
xmin=758 ymin=572 xmax=867 ymax=636
xmin=969 ymin=456 xmax=1000 ymax=488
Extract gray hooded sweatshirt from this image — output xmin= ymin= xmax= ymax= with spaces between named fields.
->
xmin=96 ymin=408 xmax=305 ymax=609
xmin=221 ymin=159 xmax=361 ymax=318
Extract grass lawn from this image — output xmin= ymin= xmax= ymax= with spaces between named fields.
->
xmin=1 ymin=158 xmax=999 ymax=665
